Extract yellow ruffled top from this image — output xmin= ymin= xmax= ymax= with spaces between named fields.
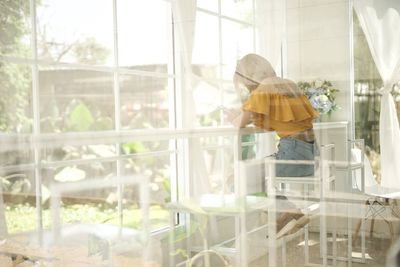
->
xmin=242 ymin=85 xmax=318 ymax=138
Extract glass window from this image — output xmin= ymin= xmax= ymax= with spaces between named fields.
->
xmin=221 ymin=19 xmax=254 ymax=80
xmin=197 ymin=0 xmax=218 ymax=12
xmin=0 ymin=2 xmax=32 ymax=59
xmin=192 ymin=12 xmax=220 ymax=80
xmin=120 ymin=74 xmax=171 ymax=130
xmin=37 ymin=0 xmax=114 ymax=65
xmin=353 ymin=12 xmax=383 ymax=181
xmin=192 ymin=3 xmax=256 ymax=127
xmin=39 ymin=67 xmax=115 ymax=133
xmin=0 ymin=0 xmax=257 ymax=243
xmin=117 ymin=0 xmax=172 ymax=73
xmin=0 ymin=62 xmax=32 ymax=133
xmin=3 ymin=170 xmax=37 ymax=234
xmin=221 ymin=0 xmax=254 ymax=22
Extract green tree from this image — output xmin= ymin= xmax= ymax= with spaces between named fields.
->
xmin=0 ymin=0 xmax=32 ymax=132
xmin=72 ymin=37 xmax=111 ymax=65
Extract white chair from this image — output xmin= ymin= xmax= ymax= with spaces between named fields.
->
xmin=264 ymin=143 xmax=336 ymax=267
xmin=352 ymin=144 xmax=400 ymax=262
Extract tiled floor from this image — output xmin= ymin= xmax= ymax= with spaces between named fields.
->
xmin=248 ymin=232 xmax=392 ymax=267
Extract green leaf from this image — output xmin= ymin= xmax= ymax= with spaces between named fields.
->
xmin=67 ymin=103 xmax=94 ymax=131
xmin=161 ymin=220 xmax=203 ymax=244
xmin=122 ymin=142 xmax=147 ymax=154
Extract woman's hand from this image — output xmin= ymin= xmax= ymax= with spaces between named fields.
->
xmin=224 ymin=108 xmax=251 ymax=128
xmin=224 ymin=108 xmax=242 ymax=125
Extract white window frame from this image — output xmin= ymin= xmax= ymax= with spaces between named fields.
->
xmin=0 ymin=0 xmax=259 ymax=241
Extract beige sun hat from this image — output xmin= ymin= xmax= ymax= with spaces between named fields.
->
xmin=234 ymin=53 xmax=301 ymax=97
xmin=234 ymin=53 xmax=277 ymax=88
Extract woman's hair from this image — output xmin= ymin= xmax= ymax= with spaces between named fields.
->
xmin=234 ymin=54 xmax=277 ymax=90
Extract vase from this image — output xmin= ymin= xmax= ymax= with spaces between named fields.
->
xmin=315 ymin=113 xmax=331 ymax=123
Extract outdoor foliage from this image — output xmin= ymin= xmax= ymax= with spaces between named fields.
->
xmin=0 ymin=0 xmax=171 ymax=234
xmin=0 ymin=0 xmax=32 ymax=132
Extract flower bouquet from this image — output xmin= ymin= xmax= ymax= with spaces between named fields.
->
xmin=297 ymin=79 xmax=339 ymax=117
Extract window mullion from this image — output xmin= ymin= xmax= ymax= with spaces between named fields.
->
xmin=112 ymin=0 xmax=125 ymax=232
xmin=30 ymin=0 xmax=44 ymax=245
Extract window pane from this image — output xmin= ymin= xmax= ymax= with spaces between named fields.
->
xmin=39 ymin=66 xmax=115 ymax=133
xmin=221 ymin=0 xmax=254 ymax=22
xmin=37 ymin=0 xmax=114 ymax=66
xmin=198 ymin=135 xmax=242 ymax=193
xmin=121 ymin=141 xmax=170 ymax=155
xmin=122 ymin=155 xmax=172 ymax=231
xmin=0 ymin=2 xmax=32 ymax=58
xmin=197 ymin=0 xmax=218 ymax=12
xmin=0 ymin=62 xmax=32 ymax=133
xmin=353 ymin=13 xmax=383 ymax=181
xmin=221 ymin=19 xmax=254 ymax=80
xmin=192 ymin=12 xmax=219 ymax=80
xmin=3 ymin=170 xmax=37 ymax=235
xmin=42 ymin=144 xmax=117 ymax=163
xmin=118 ymin=0 xmax=172 ymax=73
xmin=203 ymin=147 xmax=234 ymax=193
xmin=41 ymin=161 xmax=117 ymax=228
xmin=0 ymin=147 xmax=33 ymax=168
xmin=193 ymin=81 xmax=221 ymax=127
xmin=221 ymin=83 xmax=241 ymax=126
xmin=120 ymin=74 xmax=170 ymax=130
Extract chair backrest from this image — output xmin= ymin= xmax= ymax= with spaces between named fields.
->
xmin=351 ymin=147 xmax=377 ymax=190
xmin=262 ymin=143 xmax=336 ymax=199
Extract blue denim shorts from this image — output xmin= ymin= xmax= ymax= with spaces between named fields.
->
xmin=275 ymin=138 xmax=318 ymax=177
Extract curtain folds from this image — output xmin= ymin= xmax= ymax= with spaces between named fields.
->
xmin=354 ymin=0 xmax=400 ymax=188
xmin=172 ymin=0 xmax=211 ymax=199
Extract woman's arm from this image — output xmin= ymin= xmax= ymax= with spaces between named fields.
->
xmin=239 ymin=111 xmax=251 ymax=128
xmin=224 ymin=109 xmax=252 ymax=128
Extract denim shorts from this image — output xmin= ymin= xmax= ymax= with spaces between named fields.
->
xmin=275 ymin=138 xmax=318 ymax=177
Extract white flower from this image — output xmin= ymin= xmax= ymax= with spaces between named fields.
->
xmin=310 ymin=94 xmax=332 ymax=114
xmin=314 ymin=79 xmax=324 ymax=88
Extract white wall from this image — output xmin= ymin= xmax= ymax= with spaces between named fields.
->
xmin=286 ymin=0 xmax=353 ymax=125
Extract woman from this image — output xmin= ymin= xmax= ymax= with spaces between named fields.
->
xmin=230 ymin=53 xmax=318 ymax=237
xmin=232 ymin=53 xmax=318 ymax=177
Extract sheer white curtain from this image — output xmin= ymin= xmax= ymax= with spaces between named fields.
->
xmin=172 ymin=0 xmax=212 ymax=198
xmin=256 ymin=0 xmax=286 ymax=74
xmin=354 ymin=0 xmax=400 ymax=188
xmin=255 ymin=0 xmax=286 ymax=157
xmin=172 ymin=0 xmax=224 ymax=250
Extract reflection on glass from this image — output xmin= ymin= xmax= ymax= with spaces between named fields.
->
xmin=39 ymin=66 xmax=114 ymax=132
xmin=41 ymin=161 xmax=117 ymax=228
xmin=120 ymin=74 xmax=170 ymax=129
xmin=0 ymin=62 xmax=32 ymax=133
xmin=37 ymin=0 xmax=114 ymax=65
xmin=118 ymin=0 xmax=171 ymax=72
xmin=3 ymin=171 xmax=36 ymax=234
xmin=122 ymin=155 xmax=171 ymax=231
xmin=203 ymin=147 xmax=235 ymax=194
